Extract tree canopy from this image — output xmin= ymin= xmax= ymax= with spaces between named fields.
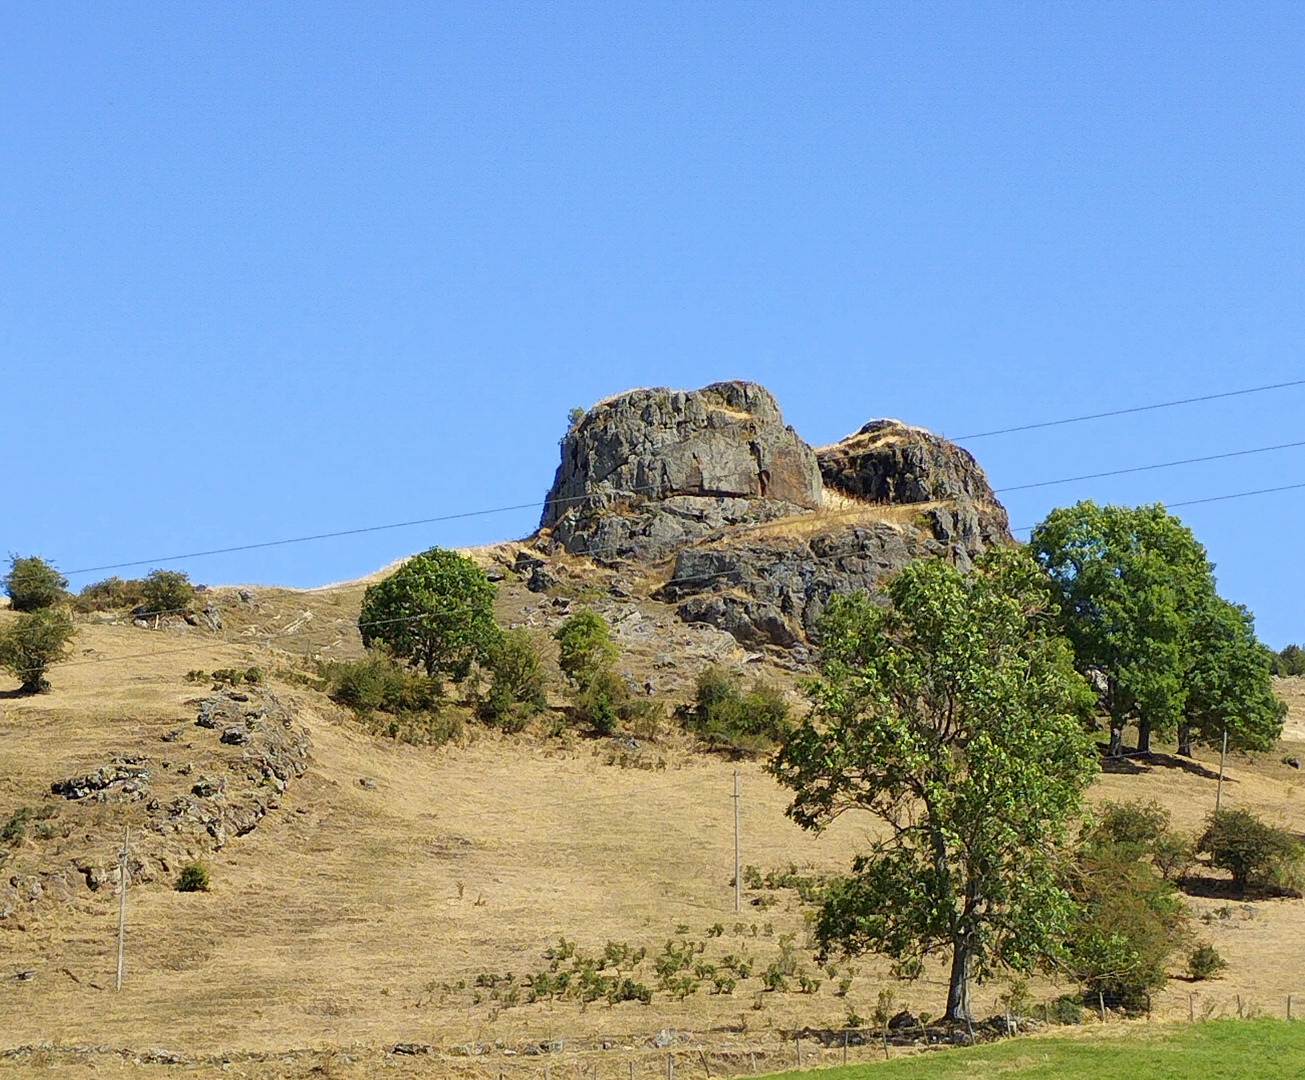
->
xmin=1030 ymin=501 xmax=1279 ymax=755
xmin=771 ymin=548 xmax=1098 ymax=1022
xmin=358 ymin=547 xmax=499 ymax=681
xmin=4 ymin=555 xmax=68 ymax=612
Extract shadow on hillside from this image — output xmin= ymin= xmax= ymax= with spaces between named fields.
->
xmin=1097 ymin=747 xmax=1224 ymax=781
xmin=0 ymin=687 xmax=37 ymax=700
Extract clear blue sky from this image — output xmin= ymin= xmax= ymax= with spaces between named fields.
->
xmin=4 ymin=3 xmax=1304 ymax=645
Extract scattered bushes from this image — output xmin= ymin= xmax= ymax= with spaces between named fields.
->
xmin=683 ymin=666 xmax=791 ymax=751
xmin=73 ymin=575 xmax=147 ymax=613
xmin=1197 ymin=808 xmax=1304 ymax=897
xmin=479 ymin=629 xmax=547 ymax=732
xmin=323 ymin=654 xmax=459 ymax=747
xmin=175 ymin=862 xmax=211 ymax=892
xmin=552 ymin=610 xmax=655 ymax=736
xmin=1092 ymin=800 xmax=1195 ymax=883
xmin=3 ymin=555 xmax=68 ymax=612
xmin=1187 ymin=943 xmax=1226 ymax=980
xmin=0 ymin=608 xmax=76 ymax=693
xmin=139 ymin=569 xmax=196 ymax=616
xmin=359 ymin=547 xmax=499 ymax=681
xmin=1 ymin=805 xmax=58 ymax=846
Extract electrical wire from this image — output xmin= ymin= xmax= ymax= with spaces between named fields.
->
xmin=954 ymin=376 xmax=1305 ymax=441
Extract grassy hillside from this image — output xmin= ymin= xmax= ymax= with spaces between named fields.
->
xmin=2 ymin=551 xmax=1304 ymax=1077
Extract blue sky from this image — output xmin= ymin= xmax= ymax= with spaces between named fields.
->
xmin=3 ymin=3 xmax=1304 ymax=644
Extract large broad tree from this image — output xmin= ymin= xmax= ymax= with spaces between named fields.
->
xmin=1180 ymin=593 xmax=1284 ymax=755
xmin=358 ymin=547 xmax=499 ymax=681
xmin=1030 ymin=502 xmax=1215 ymax=755
xmin=771 ymin=549 xmax=1098 ymax=1023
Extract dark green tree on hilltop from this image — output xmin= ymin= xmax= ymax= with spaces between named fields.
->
xmin=359 ymin=547 xmax=499 ymax=681
xmin=4 ymin=555 xmax=68 ymax=612
xmin=1032 ymin=501 xmax=1282 ymax=756
xmin=1031 ymin=502 xmax=1213 ymax=755
xmin=772 ymin=548 xmax=1098 ymax=1023
xmin=1180 ymin=594 xmax=1284 ymax=755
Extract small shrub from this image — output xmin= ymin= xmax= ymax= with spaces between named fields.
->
xmin=554 ymin=611 xmax=619 ymax=691
xmin=480 ymin=629 xmax=547 ymax=731
xmin=1067 ymin=843 xmax=1188 ymax=1011
xmin=1047 ymin=994 xmax=1083 ymax=1024
xmin=140 ymin=569 xmax=195 ymax=616
xmin=4 ymin=555 xmax=68 ymax=612
xmin=175 ymin=862 xmax=211 ymax=892
xmin=1 ymin=805 xmax=57 ymax=845
xmin=1093 ymin=800 xmax=1172 ymax=852
xmin=1198 ymin=808 xmax=1304 ymax=896
xmin=0 ymin=608 xmax=76 ymax=693
xmin=73 ymin=576 xmax=147 ymax=613
xmin=684 ymin=666 xmax=791 ymax=751
xmin=324 ymin=654 xmax=457 ymax=747
xmin=1187 ymin=943 xmax=1226 ymax=980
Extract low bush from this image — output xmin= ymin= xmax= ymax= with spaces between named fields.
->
xmin=479 ymin=629 xmax=547 ymax=732
xmin=1187 ymin=943 xmax=1226 ymax=980
xmin=0 ymin=608 xmax=76 ymax=693
xmin=1067 ymin=842 xmax=1188 ymax=1011
xmin=324 ymin=654 xmax=458 ymax=747
xmin=3 ymin=555 xmax=68 ymax=612
xmin=1 ymin=805 xmax=58 ymax=845
xmin=554 ymin=611 xmax=619 ymax=691
xmin=683 ymin=666 xmax=792 ymax=751
xmin=139 ymin=569 xmax=195 ymax=617
xmin=1091 ymin=800 xmax=1195 ymax=882
xmin=1047 ymin=994 xmax=1083 ymax=1024
xmin=1198 ymin=808 xmax=1304 ymax=897
xmin=73 ymin=576 xmax=147 ymax=613
xmin=175 ymin=862 xmax=211 ymax=892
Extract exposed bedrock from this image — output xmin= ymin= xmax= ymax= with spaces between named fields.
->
xmin=540 ymin=381 xmax=823 ymax=563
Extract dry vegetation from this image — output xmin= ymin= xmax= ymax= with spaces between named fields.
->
xmin=1 ymin=559 xmax=1304 ymax=1079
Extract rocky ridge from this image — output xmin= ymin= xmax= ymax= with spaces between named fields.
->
xmin=533 ymin=381 xmax=1011 ymax=649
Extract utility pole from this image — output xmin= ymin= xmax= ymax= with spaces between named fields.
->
xmin=1215 ymin=730 xmax=1228 ymax=812
xmin=116 ymin=825 xmax=130 ymax=992
xmin=733 ymin=771 xmax=741 ymax=913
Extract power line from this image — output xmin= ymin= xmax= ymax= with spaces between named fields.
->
xmin=954 ymin=377 xmax=1305 ymax=441
xmin=1010 ymin=480 xmax=1305 ymax=532
xmin=994 ymin=438 xmax=1305 ymax=493
xmin=34 ymin=377 xmax=1305 ymax=579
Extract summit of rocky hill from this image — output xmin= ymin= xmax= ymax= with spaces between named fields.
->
xmin=528 ymin=380 xmax=1011 ymax=651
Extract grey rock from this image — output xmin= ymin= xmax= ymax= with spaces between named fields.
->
xmin=220 ymin=726 xmax=251 ymax=746
xmin=541 ymin=381 xmax=822 ymax=562
xmin=527 ymin=565 xmax=560 ymax=593
xmin=51 ymin=761 xmax=151 ymax=801
xmin=1285 ymin=757 xmax=1302 ymax=769
xmin=392 ymin=1043 xmax=432 ymax=1055
xmin=196 ymin=696 xmax=244 ymax=729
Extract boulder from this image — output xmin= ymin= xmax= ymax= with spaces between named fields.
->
xmin=540 ymin=381 xmax=823 ymax=562
xmin=817 ymin=418 xmax=1011 ymax=545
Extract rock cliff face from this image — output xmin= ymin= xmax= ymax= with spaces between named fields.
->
xmin=535 ymin=383 xmax=1011 ymax=650
xmin=540 ymin=381 xmax=822 ymax=563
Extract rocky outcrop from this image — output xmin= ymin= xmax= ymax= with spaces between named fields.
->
xmin=533 ymin=384 xmax=1013 ymax=650
xmin=817 ymin=418 xmax=1010 ymax=546
xmin=540 ymin=381 xmax=822 ymax=563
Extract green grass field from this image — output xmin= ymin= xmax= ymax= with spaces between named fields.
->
xmin=767 ymin=1020 xmax=1305 ymax=1080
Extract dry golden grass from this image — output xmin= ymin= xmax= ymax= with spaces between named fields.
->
xmin=1 ymin=579 xmax=1303 ymax=1079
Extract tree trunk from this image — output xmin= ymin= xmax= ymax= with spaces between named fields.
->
xmin=1136 ymin=717 xmax=1151 ymax=756
xmin=1108 ymin=726 xmax=1123 ymax=757
xmin=945 ymin=936 xmax=972 ymax=1023
xmin=1177 ymin=723 xmax=1193 ymax=757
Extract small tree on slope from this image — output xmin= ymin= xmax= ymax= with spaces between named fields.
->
xmin=771 ymin=549 xmax=1098 ymax=1023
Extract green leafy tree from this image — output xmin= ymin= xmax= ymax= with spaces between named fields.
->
xmin=1031 ymin=502 xmax=1217 ymax=755
xmin=1179 ymin=595 xmax=1284 ymax=755
xmin=554 ymin=610 xmax=619 ymax=691
xmin=1273 ymin=644 xmax=1305 ymax=677
xmin=4 ymin=555 xmax=68 ymax=612
xmin=771 ymin=548 xmax=1098 ymax=1022
xmin=0 ymin=608 xmax=77 ymax=693
xmin=359 ymin=547 xmax=499 ymax=681
xmin=140 ymin=569 xmax=196 ymax=616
